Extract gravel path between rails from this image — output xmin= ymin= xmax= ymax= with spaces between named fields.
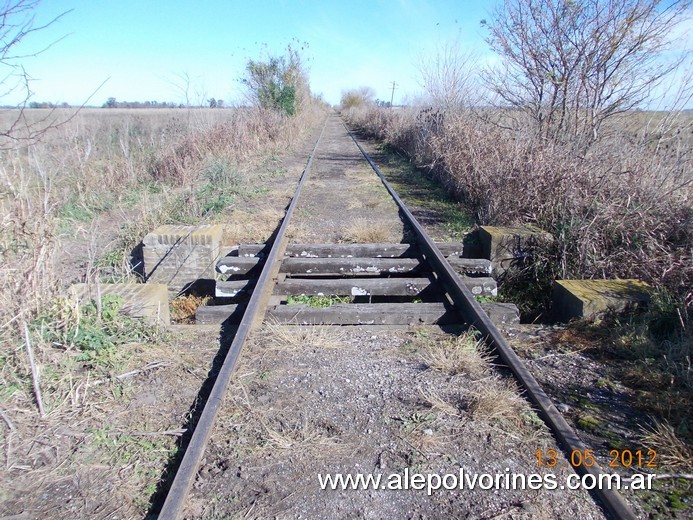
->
xmin=290 ymin=114 xmax=405 ymax=244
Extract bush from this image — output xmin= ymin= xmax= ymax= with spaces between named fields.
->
xmin=242 ymin=44 xmax=310 ymax=116
xmin=344 ymin=106 xmax=692 ymax=301
xmin=340 ymin=87 xmax=376 ymax=110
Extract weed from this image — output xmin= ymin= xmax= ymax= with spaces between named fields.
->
xmin=576 ymin=414 xmax=601 ymax=433
xmin=286 ymin=294 xmax=353 ymax=307
xmin=258 ymin=321 xmax=345 ymax=351
xmin=400 ymin=411 xmax=437 ymax=432
xmin=467 ymin=377 xmax=529 ymax=430
xmin=170 ymin=294 xmax=211 ymax=323
xmin=32 ymin=295 xmax=159 ymax=362
xmin=419 ymin=387 xmax=460 ymax=417
xmin=640 ymin=421 xmax=692 ymax=469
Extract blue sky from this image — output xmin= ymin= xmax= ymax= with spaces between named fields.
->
xmin=7 ymin=0 xmax=692 ymax=107
xmin=10 ymin=0 xmax=496 ymax=106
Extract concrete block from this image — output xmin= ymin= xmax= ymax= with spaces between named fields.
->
xmin=553 ymin=279 xmax=651 ymax=322
xmin=143 ymin=224 xmax=223 ymax=294
xmin=479 ymin=225 xmax=553 ymax=272
xmin=69 ymin=283 xmax=170 ymax=325
xmin=480 ymin=302 xmax=520 ymax=327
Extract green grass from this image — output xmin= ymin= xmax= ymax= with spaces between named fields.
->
xmin=32 ymin=295 xmax=161 ymax=365
xmin=285 ymin=294 xmax=353 ymax=307
xmin=374 ymin=144 xmax=474 ymax=240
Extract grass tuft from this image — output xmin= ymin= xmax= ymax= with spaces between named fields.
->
xmin=340 ymin=218 xmax=399 ymax=243
xmin=418 ymin=333 xmax=490 ymax=378
xmin=258 ymin=321 xmax=346 ymax=351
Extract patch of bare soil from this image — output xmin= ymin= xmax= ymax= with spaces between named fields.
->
xmin=0 ymin=326 xmax=220 ymax=519
xmin=184 ymin=326 xmax=604 ymax=519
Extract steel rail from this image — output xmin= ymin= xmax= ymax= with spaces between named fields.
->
xmin=158 ymin=120 xmax=327 ymax=520
xmin=347 ymin=123 xmax=637 ymax=520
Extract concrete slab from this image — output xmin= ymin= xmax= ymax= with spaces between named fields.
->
xmin=479 ymin=225 xmax=552 ymax=272
xmin=479 ymin=302 xmax=520 ymax=327
xmin=143 ymin=224 xmax=223 ymax=294
xmin=553 ymin=279 xmax=651 ymax=322
xmin=69 ymin=283 xmax=170 ymax=325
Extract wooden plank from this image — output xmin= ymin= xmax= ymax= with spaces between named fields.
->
xmin=280 ymin=257 xmax=423 ymax=275
xmin=270 ymin=275 xmax=496 ymax=297
xmin=215 ymin=279 xmax=255 ymax=298
xmin=195 ymin=303 xmax=246 ymax=324
xmin=196 ymin=302 xmax=459 ymax=325
xmin=216 ymin=256 xmax=262 ymax=275
xmin=214 ymin=276 xmax=496 ymax=300
xmin=274 ymin=277 xmax=434 ymax=296
xmin=278 ymin=257 xmax=490 ymax=276
xmin=266 ymin=302 xmax=459 ymax=325
xmin=446 ymin=257 xmax=492 ymax=275
xmin=238 ymin=242 xmax=464 ymax=258
xmin=460 ymin=276 xmax=497 ymax=297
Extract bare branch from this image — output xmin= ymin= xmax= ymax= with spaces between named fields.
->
xmin=483 ymin=0 xmax=692 ymax=150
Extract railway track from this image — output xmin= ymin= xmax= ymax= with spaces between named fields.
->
xmin=157 ymin=114 xmax=636 ymax=519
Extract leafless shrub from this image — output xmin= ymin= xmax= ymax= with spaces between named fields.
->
xmin=417 ymin=40 xmax=481 ymax=111
xmin=345 ymin=105 xmax=692 ymax=297
xmin=0 ymin=1 xmax=74 ymax=146
xmin=483 ymin=0 xmax=692 ymax=151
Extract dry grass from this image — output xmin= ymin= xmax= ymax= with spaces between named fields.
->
xmin=260 ymin=417 xmax=343 ymax=453
xmin=345 ymin=106 xmax=692 ymax=297
xmin=418 ymin=333 xmax=490 ymax=378
xmin=256 ymin=321 xmax=346 ymax=352
xmin=170 ymin=294 xmax=211 ymax=323
xmin=0 ymin=103 xmax=326 ymax=516
xmin=467 ymin=377 xmax=528 ymax=427
xmin=640 ymin=421 xmax=692 ymax=470
xmin=223 ymin=207 xmax=286 ymax=244
xmin=340 ymin=218 xmax=399 ymax=243
xmin=418 ymin=387 xmax=461 ymax=417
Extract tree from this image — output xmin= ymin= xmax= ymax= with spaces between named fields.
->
xmin=208 ymin=97 xmax=217 ymax=108
xmin=242 ymin=43 xmax=310 ymax=116
xmin=483 ymin=0 xmax=692 ymax=150
xmin=417 ymin=40 xmax=481 ymax=111
xmin=340 ymin=86 xmax=376 ymax=109
xmin=0 ymin=0 xmax=71 ymax=144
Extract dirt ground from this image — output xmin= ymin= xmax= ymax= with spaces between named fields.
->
xmin=288 ymin=114 xmax=405 ymax=244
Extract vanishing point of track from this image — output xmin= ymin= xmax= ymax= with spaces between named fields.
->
xmin=158 ymin=114 xmax=637 ymax=520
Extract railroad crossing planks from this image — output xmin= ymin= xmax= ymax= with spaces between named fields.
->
xmin=237 ymin=242 xmax=464 ymax=258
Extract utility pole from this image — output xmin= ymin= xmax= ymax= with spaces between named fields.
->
xmin=389 ymin=81 xmax=397 ymax=109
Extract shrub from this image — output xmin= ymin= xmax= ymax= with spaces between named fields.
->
xmin=345 ymin=105 xmax=692 ymax=303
